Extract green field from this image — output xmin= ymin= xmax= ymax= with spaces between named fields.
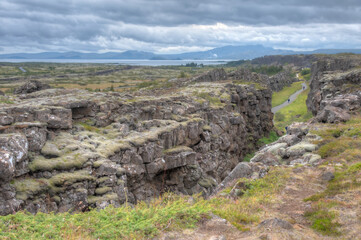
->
xmin=0 ymin=63 xmax=231 ymax=93
xmin=271 ymin=81 xmax=303 ymax=107
xmin=273 ymin=85 xmax=313 ymax=131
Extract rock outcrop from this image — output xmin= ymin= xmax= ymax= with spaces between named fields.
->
xmin=307 ymin=56 xmax=361 ymax=123
xmin=228 ymin=67 xmax=298 ymax=92
xmin=0 ymin=74 xmax=274 ymax=215
xmin=14 ymin=80 xmax=51 ymax=94
xmin=251 ymin=54 xmax=317 ymax=68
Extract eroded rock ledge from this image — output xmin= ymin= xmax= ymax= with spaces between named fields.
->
xmin=307 ymin=56 xmax=361 ymax=123
xmin=0 ymin=77 xmax=273 ymax=215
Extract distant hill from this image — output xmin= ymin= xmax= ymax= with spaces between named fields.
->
xmin=1 ymin=45 xmax=361 ymax=60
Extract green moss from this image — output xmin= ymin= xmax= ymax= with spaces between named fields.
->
xmin=12 ymin=179 xmax=49 ymax=200
xmin=52 ymin=196 xmax=61 ymax=203
xmin=96 ymin=141 xmax=131 ymax=158
xmin=97 ymin=177 xmax=110 ymax=183
xmin=202 ymin=125 xmax=212 ymax=131
xmin=88 ymin=193 xmax=118 ymax=204
xmin=171 ymin=114 xmax=182 ymax=122
xmin=163 ymin=146 xmax=193 ymax=154
xmin=77 ymin=122 xmax=102 ymax=134
xmin=49 ymin=170 xmax=95 ymax=187
xmin=95 ymin=187 xmax=112 ymax=195
xmin=198 ymin=177 xmax=216 ymax=188
xmin=41 ymin=142 xmax=62 ymax=157
xmin=219 ymin=92 xmax=230 ymax=101
xmin=93 ymin=159 xmax=107 ymax=168
xmin=29 ymin=152 xmax=91 ymax=172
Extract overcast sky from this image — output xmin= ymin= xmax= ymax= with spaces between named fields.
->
xmin=1 ymin=0 xmax=361 ymax=53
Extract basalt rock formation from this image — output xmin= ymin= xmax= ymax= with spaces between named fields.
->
xmin=0 ymin=74 xmax=273 ymax=215
xmin=14 ymin=80 xmax=51 ymax=95
xmin=228 ymin=67 xmax=298 ymax=92
xmin=307 ymin=56 xmax=361 ymax=123
xmin=251 ymin=54 xmax=317 ymax=68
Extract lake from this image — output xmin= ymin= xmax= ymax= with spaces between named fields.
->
xmin=0 ymin=59 xmax=232 ymax=66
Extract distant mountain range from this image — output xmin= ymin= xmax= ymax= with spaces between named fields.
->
xmin=1 ymin=45 xmax=361 ymax=60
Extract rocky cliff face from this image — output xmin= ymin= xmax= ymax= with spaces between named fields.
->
xmin=306 ymin=56 xmax=361 ymax=123
xmin=251 ymin=55 xmax=317 ymax=68
xmin=0 ymin=75 xmax=273 ymax=215
xmin=228 ymin=67 xmax=298 ymax=92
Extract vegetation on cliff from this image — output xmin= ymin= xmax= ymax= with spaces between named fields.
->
xmin=0 ymin=167 xmax=290 ymax=240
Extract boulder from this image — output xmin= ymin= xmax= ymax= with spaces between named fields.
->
xmin=316 ymin=105 xmax=351 ymax=123
xmin=250 ymin=152 xmax=281 ymax=166
xmin=285 ymin=142 xmax=317 ymax=158
xmin=0 ymin=113 xmax=13 ymax=125
xmin=0 ymin=134 xmax=28 ymax=182
xmin=192 ymin=68 xmax=228 ymax=83
xmin=217 ymin=162 xmax=253 ymax=190
xmin=14 ymin=80 xmax=51 ymax=94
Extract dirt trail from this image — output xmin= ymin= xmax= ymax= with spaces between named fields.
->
xmin=157 ymin=165 xmax=331 ymax=240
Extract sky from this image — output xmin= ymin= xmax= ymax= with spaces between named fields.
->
xmin=0 ymin=0 xmax=361 ymax=54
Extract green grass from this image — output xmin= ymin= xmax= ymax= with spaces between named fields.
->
xmin=257 ymin=131 xmax=279 ymax=146
xmin=271 ymin=81 xmax=303 ymax=107
xmin=274 ymin=86 xmax=313 ymax=131
xmin=303 ymin=116 xmax=361 ymax=236
xmin=211 ymin=167 xmax=291 ymax=231
xmin=0 ymin=194 xmax=211 ymax=240
xmin=0 ymin=167 xmax=291 ymax=239
xmin=243 ymin=153 xmax=255 ymax=162
xmin=304 ymin=201 xmax=341 ymax=236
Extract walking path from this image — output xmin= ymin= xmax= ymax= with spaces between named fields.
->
xmin=272 ymin=82 xmax=307 ymax=114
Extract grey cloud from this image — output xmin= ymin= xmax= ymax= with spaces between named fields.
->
xmin=4 ymin=0 xmax=361 ymax=26
xmin=0 ymin=0 xmax=361 ymax=53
